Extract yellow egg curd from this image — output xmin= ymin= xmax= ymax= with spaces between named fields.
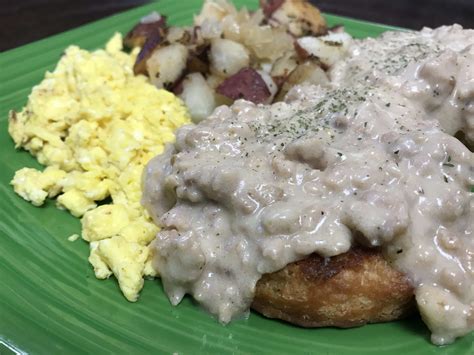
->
xmin=9 ymin=33 xmax=191 ymax=302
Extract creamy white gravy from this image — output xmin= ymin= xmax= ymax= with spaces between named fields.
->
xmin=143 ymin=25 xmax=474 ymax=345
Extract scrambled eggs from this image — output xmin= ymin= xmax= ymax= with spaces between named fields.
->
xmin=9 ymin=34 xmax=191 ymax=301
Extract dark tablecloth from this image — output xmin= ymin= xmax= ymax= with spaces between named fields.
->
xmin=1 ymin=0 xmax=473 ymax=51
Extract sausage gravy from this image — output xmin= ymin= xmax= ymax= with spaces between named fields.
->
xmin=143 ymin=25 xmax=473 ymax=345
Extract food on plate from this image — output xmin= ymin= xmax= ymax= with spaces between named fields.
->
xmin=142 ymin=23 xmax=474 ymax=345
xmin=216 ymin=67 xmax=272 ymax=104
xmin=6 ymin=0 xmax=473 ymax=347
xmin=8 ymin=34 xmax=191 ymax=301
xmin=261 ymin=0 xmax=326 ymax=36
xmin=252 ymin=247 xmax=415 ymax=327
xmin=123 ymin=11 xmax=167 ymax=49
xmin=124 ymin=0 xmax=350 ymax=122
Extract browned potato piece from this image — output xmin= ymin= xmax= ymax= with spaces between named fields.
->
xmin=133 ymin=34 xmax=165 ymax=76
xmin=146 ymin=43 xmax=189 ymax=89
xmin=209 ymin=38 xmax=250 ymax=78
xmin=125 ymin=14 xmax=169 ymax=76
xmin=294 ymin=40 xmax=312 ymax=61
xmin=124 ymin=15 xmax=167 ymax=49
xmin=187 ymin=55 xmax=209 ymax=75
xmin=186 ymin=44 xmax=210 ymax=74
xmin=194 ymin=0 xmax=236 ymax=26
xmin=257 ymin=70 xmax=278 ymax=103
xmin=264 ymin=0 xmax=327 ymax=36
xmin=206 ymin=75 xmax=233 ymax=107
xmin=271 ymin=51 xmax=299 ymax=86
xmin=241 ymin=25 xmax=294 ymax=63
xmin=252 ymin=246 xmax=415 ymax=327
xmin=296 ymin=32 xmax=352 ymax=67
xmin=166 ymin=26 xmax=193 ymax=45
xmin=275 ymin=59 xmax=328 ymax=101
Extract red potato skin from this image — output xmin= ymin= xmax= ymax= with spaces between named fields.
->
xmin=216 ymin=68 xmax=271 ymax=104
xmin=133 ymin=34 xmax=165 ymax=75
xmin=171 ymin=76 xmax=186 ymax=95
xmin=294 ymin=40 xmax=311 ymax=60
xmin=260 ymin=0 xmax=285 ymax=17
xmin=293 ymin=42 xmax=330 ymax=71
xmin=124 ymin=16 xmax=167 ymax=48
xmin=125 ymin=17 xmax=168 ymax=75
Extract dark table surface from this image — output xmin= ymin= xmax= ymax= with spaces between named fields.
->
xmin=1 ymin=0 xmax=473 ymax=52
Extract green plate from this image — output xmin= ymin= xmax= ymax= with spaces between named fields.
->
xmin=0 ymin=1 xmax=472 ymax=353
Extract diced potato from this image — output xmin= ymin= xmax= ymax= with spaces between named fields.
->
xmin=206 ymin=74 xmax=224 ymax=90
xmin=167 ymin=26 xmax=191 ymax=44
xmin=200 ymin=19 xmax=224 ymax=39
xmin=124 ymin=12 xmax=166 ymax=49
xmin=238 ymin=23 xmax=294 ymax=63
xmin=221 ymin=14 xmax=241 ymax=42
xmin=147 ymin=43 xmax=189 ymax=89
xmin=180 ymin=73 xmax=216 ymax=123
xmin=125 ymin=0 xmax=347 ymax=108
xmin=209 ymin=38 xmax=250 ymax=77
xmin=271 ymin=51 xmax=298 ymax=82
xmin=257 ymin=70 xmax=278 ymax=103
xmin=187 ymin=53 xmax=210 ymax=74
xmin=216 ymin=68 xmax=271 ymax=104
xmin=260 ymin=0 xmax=285 ymax=17
xmin=133 ymin=33 xmax=164 ymax=75
xmin=276 ymin=60 xmax=329 ymax=101
xmin=288 ymin=61 xmax=329 ymax=86
xmin=207 ymin=75 xmax=233 ymax=107
xmin=296 ymin=32 xmax=352 ymax=67
xmin=268 ymin=0 xmax=327 ymax=36
xmin=194 ymin=0 xmax=236 ymax=26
